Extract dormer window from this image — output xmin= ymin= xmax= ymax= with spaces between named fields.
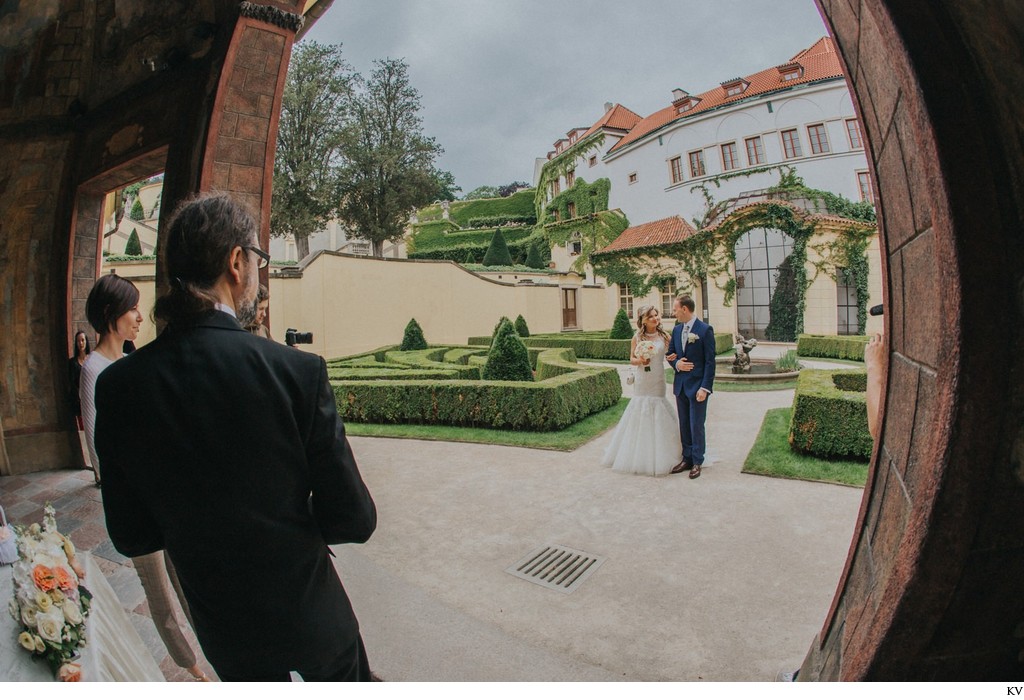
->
xmin=777 ymin=63 xmax=803 ymax=81
xmin=721 ymin=78 xmax=748 ymax=97
xmin=671 ymin=88 xmax=700 ymax=115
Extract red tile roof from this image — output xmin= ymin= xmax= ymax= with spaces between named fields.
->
xmin=609 ymin=37 xmax=845 ymax=154
xmin=577 ymin=104 xmax=643 ymax=142
xmin=598 ymin=215 xmax=699 ymax=254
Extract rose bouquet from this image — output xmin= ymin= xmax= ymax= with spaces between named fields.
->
xmin=635 ymin=339 xmax=657 ymax=372
xmin=8 ymin=504 xmax=91 ymax=681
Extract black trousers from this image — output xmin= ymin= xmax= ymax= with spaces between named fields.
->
xmin=216 ymin=633 xmax=371 ymax=682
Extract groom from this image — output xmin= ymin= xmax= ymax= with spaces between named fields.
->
xmin=667 ymin=295 xmax=716 ymax=478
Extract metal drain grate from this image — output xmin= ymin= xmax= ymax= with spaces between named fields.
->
xmin=505 ymin=544 xmax=605 ymax=594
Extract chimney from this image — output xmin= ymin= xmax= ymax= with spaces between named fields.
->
xmin=671 ymin=88 xmax=688 ymax=102
xmin=604 ymin=102 xmax=613 ymax=113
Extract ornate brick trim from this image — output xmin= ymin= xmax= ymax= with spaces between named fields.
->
xmin=238 ymin=2 xmax=304 ymax=32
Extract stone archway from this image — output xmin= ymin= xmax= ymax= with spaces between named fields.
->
xmin=0 ymin=0 xmax=1020 ymax=680
xmin=799 ymin=0 xmax=1024 ymax=680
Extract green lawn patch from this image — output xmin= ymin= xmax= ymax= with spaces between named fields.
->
xmin=742 ymin=407 xmax=868 ymax=487
xmin=344 ymin=398 xmax=628 ymax=451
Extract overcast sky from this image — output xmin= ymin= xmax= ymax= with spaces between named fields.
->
xmin=302 ymin=0 xmax=829 ymax=194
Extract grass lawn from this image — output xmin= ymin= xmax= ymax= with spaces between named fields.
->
xmin=743 ymin=407 xmax=869 ymax=487
xmin=345 ymin=398 xmax=627 ymax=451
xmin=796 ymin=355 xmax=865 ymax=367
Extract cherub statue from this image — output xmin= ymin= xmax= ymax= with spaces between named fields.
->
xmin=733 ymin=334 xmax=758 ymax=373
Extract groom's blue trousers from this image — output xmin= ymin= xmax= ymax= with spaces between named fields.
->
xmin=676 ymin=391 xmax=708 ymax=466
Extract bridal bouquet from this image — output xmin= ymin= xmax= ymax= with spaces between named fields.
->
xmin=635 ymin=339 xmax=657 ymax=372
xmin=8 ymin=504 xmax=91 ymax=681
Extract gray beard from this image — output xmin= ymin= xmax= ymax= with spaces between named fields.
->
xmin=236 ymin=297 xmax=258 ymax=328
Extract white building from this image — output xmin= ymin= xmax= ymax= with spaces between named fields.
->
xmin=541 ymin=37 xmax=870 ymax=237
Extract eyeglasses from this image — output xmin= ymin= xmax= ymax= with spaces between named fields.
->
xmin=244 ymin=245 xmax=271 ymax=270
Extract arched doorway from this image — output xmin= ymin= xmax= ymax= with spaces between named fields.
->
xmin=733 ymin=227 xmax=795 ymax=339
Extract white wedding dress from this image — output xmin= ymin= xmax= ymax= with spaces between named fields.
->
xmin=601 ymin=336 xmax=683 ymax=476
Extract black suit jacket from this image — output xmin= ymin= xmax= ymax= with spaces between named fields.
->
xmin=96 ymin=310 xmax=376 ymax=676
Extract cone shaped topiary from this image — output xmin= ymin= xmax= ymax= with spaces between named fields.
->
xmin=482 ymin=227 xmax=513 ymax=266
xmin=464 ymin=251 xmax=476 ymax=265
xmin=514 ymin=314 xmax=530 ymax=338
xmin=482 ymin=318 xmax=533 ymax=381
xmin=525 ymin=239 xmax=546 ymax=269
xmin=610 ymin=307 xmax=634 ymax=339
xmin=124 ymin=229 xmax=142 ymax=256
xmin=489 ymin=315 xmax=511 ymax=348
xmin=129 ymin=198 xmax=144 ymax=221
xmin=400 ymin=318 xmax=428 ymax=350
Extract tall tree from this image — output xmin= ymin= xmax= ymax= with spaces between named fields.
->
xmin=271 ymin=42 xmax=354 ymax=261
xmin=336 ymin=58 xmax=444 ymax=257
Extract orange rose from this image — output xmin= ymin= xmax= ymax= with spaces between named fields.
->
xmin=33 ymin=565 xmax=56 ymax=592
xmin=57 ymin=662 xmax=82 ymax=682
xmin=54 ymin=566 xmax=76 ymax=591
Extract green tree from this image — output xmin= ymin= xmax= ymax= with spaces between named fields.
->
xmin=336 ymin=58 xmax=444 ymax=258
xmin=489 ymin=316 xmax=511 ymax=348
xmin=464 ymin=185 xmax=500 ymax=200
xmin=271 ymin=42 xmax=355 ymax=261
xmin=129 ymin=198 xmax=144 ymax=221
xmin=525 ymin=238 xmax=546 ymax=269
xmin=400 ymin=318 xmax=428 ymax=350
xmin=431 ymin=170 xmax=461 ymax=201
xmin=514 ymin=314 xmax=530 ymax=338
xmin=463 ymin=251 xmax=476 ymax=265
xmin=765 ymin=256 xmax=799 ymax=341
xmin=610 ymin=308 xmax=634 ymax=339
xmin=124 ymin=229 xmax=142 ymax=256
xmin=482 ymin=318 xmax=533 ymax=382
xmin=482 ymin=228 xmax=512 ymax=266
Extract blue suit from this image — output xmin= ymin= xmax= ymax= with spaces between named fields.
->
xmin=667 ymin=318 xmax=716 ymax=466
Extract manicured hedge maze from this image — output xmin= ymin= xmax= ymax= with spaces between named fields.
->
xmin=327 ymin=344 xmax=621 ymax=431
xmin=796 ymin=334 xmax=870 ymax=361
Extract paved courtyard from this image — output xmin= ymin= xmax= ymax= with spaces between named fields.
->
xmin=0 ymin=346 xmax=864 ymax=681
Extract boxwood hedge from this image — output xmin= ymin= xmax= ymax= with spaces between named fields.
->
xmin=796 ymin=334 xmax=870 ymax=361
xmin=788 ymin=369 xmax=872 ymax=461
xmin=328 ymin=345 xmax=620 ymax=430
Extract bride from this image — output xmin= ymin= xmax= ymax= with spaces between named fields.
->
xmin=601 ymin=305 xmax=683 ymax=476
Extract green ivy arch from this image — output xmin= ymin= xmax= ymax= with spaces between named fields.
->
xmin=593 ymin=201 xmax=876 ymax=339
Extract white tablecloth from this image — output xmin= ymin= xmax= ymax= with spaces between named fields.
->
xmin=1 ymin=552 xmax=165 ymax=681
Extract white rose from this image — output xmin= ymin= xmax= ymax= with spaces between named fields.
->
xmin=21 ymin=604 xmax=38 ymax=628
xmin=36 ymin=607 xmax=65 ymax=643
xmin=62 ymin=599 xmax=83 ymax=625
xmin=34 ymin=590 xmax=52 ymax=612
xmin=8 ymin=597 xmax=19 ymax=622
xmin=33 ymin=635 xmax=46 ymax=653
xmin=18 ymin=631 xmax=35 ymax=651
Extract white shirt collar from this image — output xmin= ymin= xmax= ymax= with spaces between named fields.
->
xmin=214 ymin=302 xmax=237 ymax=319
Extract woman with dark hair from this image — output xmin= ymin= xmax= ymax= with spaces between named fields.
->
xmin=246 ymin=283 xmax=272 ymax=339
xmin=68 ymin=331 xmax=90 ymax=429
xmin=80 ymin=273 xmax=209 ymax=681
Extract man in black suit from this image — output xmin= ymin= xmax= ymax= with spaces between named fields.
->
xmin=95 ymin=194 xmax=376 ymax=681
xmin=666 ymin=295 xmax=716 ymax=479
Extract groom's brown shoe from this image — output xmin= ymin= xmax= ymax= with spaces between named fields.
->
xmin=670 ymin=460 xmax=691 ymax=475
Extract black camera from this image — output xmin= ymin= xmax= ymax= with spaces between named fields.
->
xmin=869 ymin=304 xmax=884 ymax=316
xmin=285 ymin=328 xmax=313 ymax=347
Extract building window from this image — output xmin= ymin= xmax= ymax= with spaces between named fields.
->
xmin=550 ymin=178 xmax=560 ymax=198
xmin=567 ymin=202 xmax=576 ymax=218
xmin=721 ymin=142 xmax=739 ymax=171
xmin=566 ymin=169 xmax=575 ymax=188
xmin=669 ymin=156 xmax=683 ymax=184
xmin=846 ymin=118 xmax=864 ymax=150
xmin=568 ymin=234 xmax=582 ymax=256
xmin=726 ymin=84 xmax=743 ymax=96
xmin=781 ymin=129 xmax=802 ymax=159
xmin=807 ymin=123 xmax=830 ymax=154
xmin=628 ymin=172 xmax=638 ymax=184
xmin=782 ymin=68 xmax=801 ymax=81
xmin=588 ymin=155 xmax=597 ymax=167
xmin=661 ymin=280 xmax=677 ymax=317
xmin=836 ymin=267 xmax=860 ymax=335
xmin=688 ymin=150 xmax=706 ymax=177
xmin=857 ymin=171 xmax=874 ymax=202
xmin=745 ymin=136 xmax=765 ymax=165
xmin=619 ymin=283 xmax=633 ymax=318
